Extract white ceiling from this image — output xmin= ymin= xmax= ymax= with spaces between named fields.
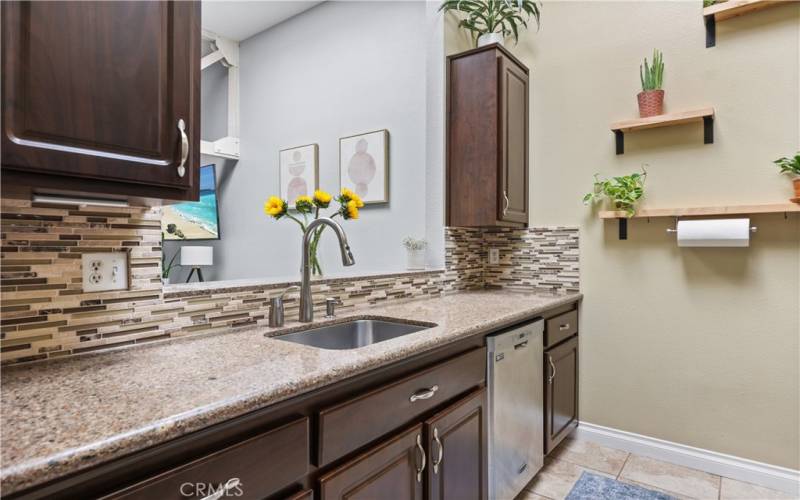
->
xmin=202 ymin=1 xmax=323 ymax=42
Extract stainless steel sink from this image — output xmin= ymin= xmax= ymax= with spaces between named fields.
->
xmin=274 ymin=318 xmax=435 ymax=350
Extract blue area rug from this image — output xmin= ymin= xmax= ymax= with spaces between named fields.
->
xmin=566 ymin=472 xmax=677 ymax=500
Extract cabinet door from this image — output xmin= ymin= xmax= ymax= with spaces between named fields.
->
xmin=1 ymin=1 xmax=200 ymax=192
xmin=498 ymin=55 xmax=529 ymax=224
xmin=544 ymin=336 xmax=579 ymax=454
xmin=318 ymin=424 xmax=424 ymax=500
xmin=425 ymin=388 xmax=487 ymax=500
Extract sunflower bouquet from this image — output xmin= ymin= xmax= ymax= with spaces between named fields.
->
xmin=264 ymin=188 xmax=364 ymax=276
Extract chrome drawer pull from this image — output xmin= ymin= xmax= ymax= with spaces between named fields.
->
xmin=432 ymin=427 xmax=444 ymax=474
xmin=177 ymin=118 xmax=188 ymax=178
xmin=415 ymin=433 xmax=427 ymax=482
xmin=503 ymin=191 xmax=510 ymax=216
xmin=559 ymin=323 xmax=570 ymax=331
xmin=409 ymin=385 xmax=439 ymax=403
xmin=201 ymin=477 xmax=240 ymax=500
xmin=547 ymin=355 xmax=556 ymax=384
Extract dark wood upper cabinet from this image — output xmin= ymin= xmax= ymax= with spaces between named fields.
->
xmin=447 ymin=44 xmax=529 ymax=228
xmin=544 ymin=335 xmax=579 ymax=454
xmin=425 ymin=389 xmax=487 ymax=500
xmin=1 ymin=1 xmax=201 ymax=201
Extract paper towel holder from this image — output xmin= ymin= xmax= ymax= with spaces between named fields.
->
xmin=666 ymin=225 xmax=757 ymax=234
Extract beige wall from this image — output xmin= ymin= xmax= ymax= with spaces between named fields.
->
xmin=446 ymin=2 xmax=800 ymax=468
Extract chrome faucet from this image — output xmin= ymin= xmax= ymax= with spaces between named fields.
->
xmin=299 ymin=218 xmax=355 ymax=322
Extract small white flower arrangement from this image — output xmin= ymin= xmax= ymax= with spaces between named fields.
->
xmin=402 ymin=237 xmax=427 ymax=270
xmin=402 ymin=237 xmax=427 ymax=251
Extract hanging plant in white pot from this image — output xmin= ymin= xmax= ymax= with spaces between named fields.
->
xmin=439 ymin=0 xmax=542 ymax=48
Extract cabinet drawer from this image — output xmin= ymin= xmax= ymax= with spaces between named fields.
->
xmin=545 ymin=310 xmax=578 ymax=347
xmin=317 ymin=348 xmax=486 ymax=466
xmin=106 ymin=417 xmax=309 ymax=500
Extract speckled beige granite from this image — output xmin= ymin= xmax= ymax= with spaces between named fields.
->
xmin=0 ymin=290 xmax=580 ymax=494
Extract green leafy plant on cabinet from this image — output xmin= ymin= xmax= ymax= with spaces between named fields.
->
xmin=439 ymin=0 xmax=541 ymax=46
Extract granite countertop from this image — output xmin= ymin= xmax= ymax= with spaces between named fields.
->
xmin=0 ymin=290 xmax=581 ymax=494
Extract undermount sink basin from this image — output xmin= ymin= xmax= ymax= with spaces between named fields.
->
xmin=275 ymin=318 xmax=435 ymax=350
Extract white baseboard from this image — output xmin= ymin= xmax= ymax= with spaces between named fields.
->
xmin=575 ymin=421 xmax=800 ymax=496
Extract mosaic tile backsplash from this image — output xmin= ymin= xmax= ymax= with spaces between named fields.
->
xmin=445 ymin=227 xmax=580 ymax=293
xmin=0 ymin=196 xmax=579 ymax=364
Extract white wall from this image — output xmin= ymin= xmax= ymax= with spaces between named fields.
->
xmin=174 ymin=1 xmax=432 ymax=282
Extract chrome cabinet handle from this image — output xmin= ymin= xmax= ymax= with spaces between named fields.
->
xmin=559 ymin=323 xmax=570 ymax=331
xmin=177 ymin=118 xmax=188 ymax=178
xmin=548 ymin=355 xmax=556 ymax=384
xmin=201 ymin=478 xmax=240 ymax=500
xmin=415 ymin=434 xmax=427 ymax=482
xmin=503 ymin=191 xmax=510 ymax=216
xmin=409 ymin=385 xmax=439 ymax=403
xmin=432 ymin=427 xmax=444 ymax=474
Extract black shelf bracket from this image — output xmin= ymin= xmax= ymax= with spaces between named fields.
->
xmin=614 ymin=130 xmax=624 ymax=155
xmin=618 ymin=218 xmax=628 ymax=240
xmin=705 ymin=15 xmax=716 ymax=48
xmin=612 ymin=114 xmax=714 ymax=155
xmin=703 ymin=115 xmax=714 ymax=144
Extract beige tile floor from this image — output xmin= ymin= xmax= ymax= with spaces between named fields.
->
xmin=516 ymin=437 xmax=796 ymax=500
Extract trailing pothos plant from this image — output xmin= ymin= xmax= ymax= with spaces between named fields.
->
xmin=439 ymin=0 xmax=542 ymax=45
xmin=583 ymin=167 xmax=648 ymax=217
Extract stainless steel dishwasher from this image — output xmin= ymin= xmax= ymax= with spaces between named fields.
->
xmin=487 ymin=319 xmax=544 ymax=500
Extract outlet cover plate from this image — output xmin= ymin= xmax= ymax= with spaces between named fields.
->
xmin=82 ymin=252 xmax=129 ymax=292
xmin=488 ymin=248 xmax=500 ymax=265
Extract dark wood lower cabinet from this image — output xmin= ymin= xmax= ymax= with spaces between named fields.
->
xmin=320 ymin=389 xmax=487 ymax=500
xmin=544 ymin=335 xmax=579 ymax=454
xmin=104 ymin=417 xmax=309 ymax=500
xmin=318 ymin=424 xmax=424 ymax=500
xmin=286 ymin=490 xmax=314 ymax=500
xmin=425 ymin=389 xmax=487 ymax=500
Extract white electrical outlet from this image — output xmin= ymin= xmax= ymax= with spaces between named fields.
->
xmin=82 ymin=252 xmax=129 ymax=292
xmin=488 ymin=248 xmax=500 ymax=265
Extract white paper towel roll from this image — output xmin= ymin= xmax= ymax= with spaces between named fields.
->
xmin=676 ymin=218 xmax=751 ymax=247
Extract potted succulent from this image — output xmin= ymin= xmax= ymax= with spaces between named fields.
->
xmin=583 ymin=167 xmax=648 ymax=217
xmin=638 ymin=49 xmax=665 ymax=118
xmin=439 ymin=0 xmax=541 ymax=48
xmin=772 ymin=152 xmax=800 ymax=202
xmin=402 ymin=237 xmax=427 ymax=270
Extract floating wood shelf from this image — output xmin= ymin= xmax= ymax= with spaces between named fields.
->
xmin=599 ymin=202 xmax=799 ymax=240
xmin=599 ymin=202 xmax=800 ymax=219
xmin=610 ymin=107 xmax=714 ymax=155
xmin=704 ymin=1 xmax=784 ymax=48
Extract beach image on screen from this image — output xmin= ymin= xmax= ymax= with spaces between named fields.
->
xmin=162 ymin=165 xmax=220 ymax=240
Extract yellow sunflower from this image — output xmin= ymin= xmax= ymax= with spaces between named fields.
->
xmin=340 ymin=188 xmax=365 ymax=208
xmin=264 ymin=196 xmax=287 ymax=218
xmin=345 ymin=200 xmax=359 ymax=220
xmin=295 ymin=195 xmax=314 ymax=213
xmin=313 ymin=190 xmax=332 ymax=208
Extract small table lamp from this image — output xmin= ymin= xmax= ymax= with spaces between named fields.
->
xmin=180 ymin=246 xmax=213 ymax=282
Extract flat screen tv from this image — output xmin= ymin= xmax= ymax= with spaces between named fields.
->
xmin=161 ymin=164 xmax=220 ymax=240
